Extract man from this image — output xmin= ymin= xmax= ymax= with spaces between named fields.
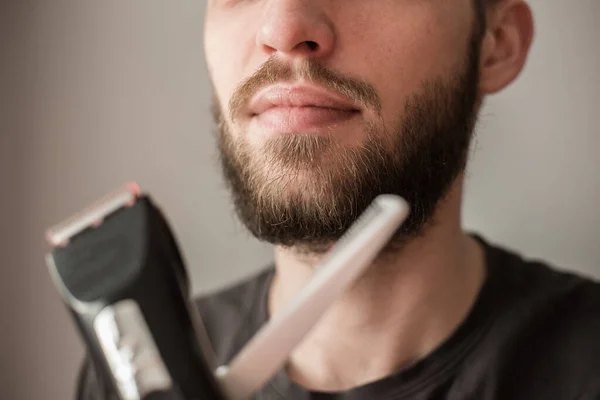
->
xmin=80 ymin=0 xmax=600 ymax=399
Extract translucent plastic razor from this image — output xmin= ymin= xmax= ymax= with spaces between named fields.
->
xmin=45 ymin=183 xmax=409 ymax=400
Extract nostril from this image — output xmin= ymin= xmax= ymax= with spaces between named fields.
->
xmin=305 ymin=41 xmax=318 ymax=51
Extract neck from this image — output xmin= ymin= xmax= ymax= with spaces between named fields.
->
xmin=268 ymin=177 xmax=486 ymax=392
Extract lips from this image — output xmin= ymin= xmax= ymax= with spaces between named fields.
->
xmin=245 ymin=85 xmax=362 ymax=135
xmin=248 ymin=85 xmax=361 ymax=117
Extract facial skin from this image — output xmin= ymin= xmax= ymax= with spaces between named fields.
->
xmin=205 ymin=0 xmax=494 ymax=252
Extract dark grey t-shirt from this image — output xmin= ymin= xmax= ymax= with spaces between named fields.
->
xmin=78 ymin=236 xmax=600 ymax=399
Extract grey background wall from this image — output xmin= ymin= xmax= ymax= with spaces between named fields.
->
xmin=0 ymin=1 xmax=598 ymax=398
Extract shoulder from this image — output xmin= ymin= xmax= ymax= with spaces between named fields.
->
xmin=506 ymin=273 xmax=600 ymax=398
xmin=477 ymin=235 xmax=600 ymax=311
xmin=476 ymin=236 xmax=600 ymax=398
xmin=193 ymin=266 xmax=275 ymax=365
xmin=482 ymin=235 xmax=600 ymax=343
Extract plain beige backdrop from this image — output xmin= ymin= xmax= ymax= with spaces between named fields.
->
xmin=1 ymin=1 xmax=598 ymax=398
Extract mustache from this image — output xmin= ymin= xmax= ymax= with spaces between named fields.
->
xmin=229 ymin=57 xmax=382 ymax=122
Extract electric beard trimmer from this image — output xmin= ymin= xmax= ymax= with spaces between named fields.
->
xmin=46 ymin=183 xmax=409 ymax=400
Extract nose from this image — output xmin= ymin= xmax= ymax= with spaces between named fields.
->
xmin=256 ymin=1 xmax=335 ymax=60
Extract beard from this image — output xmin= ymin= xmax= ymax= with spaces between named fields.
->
xmin=214 ymin=34 xmax=481 ymax=255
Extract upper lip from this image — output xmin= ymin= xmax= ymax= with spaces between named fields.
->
xmin=248 ymin=84 xmax=361 ymax=116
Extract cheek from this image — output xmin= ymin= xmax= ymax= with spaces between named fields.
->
xmin=347 ymin=17 xmax=470 ymax=128
xmin=204 ymin=16 xmax=257 ymax=125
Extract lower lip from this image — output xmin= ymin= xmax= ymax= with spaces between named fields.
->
xmin=252 ymin=107 xmax=359 ymax=135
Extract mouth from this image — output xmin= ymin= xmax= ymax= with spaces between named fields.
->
xmin=247 ymin=84 xmax=362 ymax=134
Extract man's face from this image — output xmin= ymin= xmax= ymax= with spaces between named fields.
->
xmin=205 ymin=0 xmax=482 ymax=252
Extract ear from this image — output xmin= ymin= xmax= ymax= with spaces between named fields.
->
xmin=479 ymin=0 xmax=535 ymax=95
